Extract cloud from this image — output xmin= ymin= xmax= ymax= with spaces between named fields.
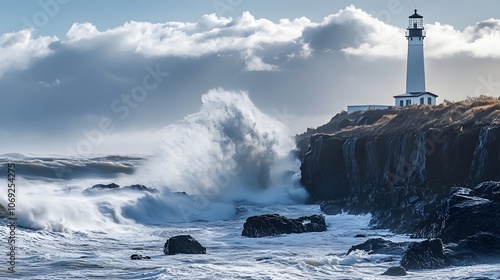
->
xmin=63 ymin=12 xmax=312 ymax=70
xmin=426 ymin=18 xmax=500 ymax=59
xmin=2 ymin=6 xmax=499 ymax=77
xmin=0 ymin=29 xmax=56 ymax=77
xmin=335 ymin=6 xmax=500 ymax=60
xmin=0 ymin=6 xmax=499 ymax=154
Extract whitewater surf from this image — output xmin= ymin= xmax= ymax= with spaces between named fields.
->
xmin=0 ymin=89 xmax=499 ymax=279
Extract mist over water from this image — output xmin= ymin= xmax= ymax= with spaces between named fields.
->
xmin=1 ymin=88 xmax=307 ymax=231
xmin=123 ymin=88 xmax=308 ymax=223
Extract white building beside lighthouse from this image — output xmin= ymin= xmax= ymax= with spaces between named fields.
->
xmin=394 ymin=9 xmax=438 ymax=107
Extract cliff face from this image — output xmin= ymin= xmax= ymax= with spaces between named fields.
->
xmin=298 ymin=99 xmax=500 ymax=236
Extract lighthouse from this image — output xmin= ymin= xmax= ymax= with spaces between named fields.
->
xmin=394 ymin=9 xmax=437 ymax=107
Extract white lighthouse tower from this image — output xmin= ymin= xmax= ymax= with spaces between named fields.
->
xmin=394 ymin=10 xmax=437 ymax=107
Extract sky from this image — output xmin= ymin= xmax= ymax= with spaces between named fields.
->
xmin=1 ymin=0 xmax=499 ymax=155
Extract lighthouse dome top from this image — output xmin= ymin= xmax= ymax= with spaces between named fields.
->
xmin=409 ymin=9 xmax=423 ymax=18
xmin=408 ymin=9 xmax=424 ymax=30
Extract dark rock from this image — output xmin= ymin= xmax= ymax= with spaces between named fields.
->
xmin=382 ymin=266 xmax=407 ymax=276
xmin=130 ymin=254 xmax=150 ymax=260
xmin=347 ymin=238 xmax=406 ymax=255
xmin=255 ymin=256 xmax=273 ymax=261
xmin=474 ymin=181 xmax=500 ymax=202
xmin=410 ymin=185 xmax=500 ymax=242
xmin=440 ymin=195 xmax=500 ymax=243
xmin=163 ymin=235 xmax=206 ymax=255
xmin=320 ymin=201 xmax=344 ymax=215
xmin=241 ymin=214 xmax=327 ymax=238
xmin=401 ymin=239 xmax=449 ymax=270
xmin=446 ymin=233 xmax=500 ymax=264
xmin=354 ymin=234 xmax=366 ymax=238
xmin=85 ymin=183 xmax=159 ymax=194
xmin=91 ymin=183 xmax=120 ymax=189
xmin=298 ymin=104 xmax=500 ymax=238
xmin=123 ymin=184 xmax=158 ymax=193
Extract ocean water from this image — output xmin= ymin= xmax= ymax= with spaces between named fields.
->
xmin=1 ymin=89 xmax=499 ymax=279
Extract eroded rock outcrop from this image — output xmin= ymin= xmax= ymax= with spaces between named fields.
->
xmin=445 ymin=233 xmax=500 ymax=265
xmin=241 ymin=214 xmax=327 ymax=238
xmin=346 ymin=238 xmax=406 ymax=256
xmin=298 ymin=100 xmax=500 ymax=238
xmin=400 ymin=239 xmax=449 ymax=270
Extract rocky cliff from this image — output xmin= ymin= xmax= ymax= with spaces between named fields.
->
xmin=297 ymin=98 xmax=500 ymax=238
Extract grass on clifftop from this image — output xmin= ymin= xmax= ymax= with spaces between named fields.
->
xmin=300 ymin=96 xmax=500 ymax=139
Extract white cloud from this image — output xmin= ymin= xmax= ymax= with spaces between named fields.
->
xmin=62 ymin=12 xmax=312 ymax=70
xmin=2 ymin=7 xmax=499 ymax=78
xmin=426 ymin=19 xmax=500 ymax=59
xmin=337 ymin=6 xmax=500 ymax=60
xmin=0 ymin=29 xmax=57 ymax=77
xmin=1 ymin=7 xmax=500 ymax=154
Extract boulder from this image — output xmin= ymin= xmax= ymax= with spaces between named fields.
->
xmin=347 ymin=238 xmax=406 ymax=255
xmin=241 ymin=214 xmax=327 ymax=238
xmin=473 ymin=181 xmax=500 ymax=202
xmin=85 ymin=183 xmax=158 ymax=194
xmin=163 ymin=235 xmax=206 ymax=255
xmin=401 ymin=239 xmax=449 ymax=270
xmin=130 ymin=254 xmax=151 ymax=260
xmin=382 ymin=266 xmax=407 ymax=276
xmin=91 ymin=183 xmax=120 ymax=189
xmin=440 ymin=192 xmax=500 ymax=243
xmin=123 ymin=184 xmax=158 ymax=193
xmin=446 ymin=233 xmax=500 ymax=265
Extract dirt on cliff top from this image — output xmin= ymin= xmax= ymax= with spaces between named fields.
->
xmin=297 ymin=97 xmax=500 ymax=140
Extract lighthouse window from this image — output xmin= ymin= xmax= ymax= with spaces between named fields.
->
xmin=428 ymin=97 xmax=432 ymax=105
xmin=409 ymin=18 xmax=424 ymax=29
xmin=406 ymin=100 xmax=411 ymax=106
xmin=420 ymin=97 xmax=424 ymax=105
xmin=400 ymin=100 xmax=404 ymax=107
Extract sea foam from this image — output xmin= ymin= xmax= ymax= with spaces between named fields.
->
xmin=2 ymin=89 xmax=307 ymax=231
xmin=123 ymin=88 xmax=307 ymax=223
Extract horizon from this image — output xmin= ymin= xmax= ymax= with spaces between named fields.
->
xmin=1 ymin=1 xmax=499 ymax=155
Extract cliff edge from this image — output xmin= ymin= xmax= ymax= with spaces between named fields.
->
xmin=297 ymin=98 xmax=500 ymax=239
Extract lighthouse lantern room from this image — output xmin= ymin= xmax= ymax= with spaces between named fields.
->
xmin=394 ymin=9 xmax=437 ymax=107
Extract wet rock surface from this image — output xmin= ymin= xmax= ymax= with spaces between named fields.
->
xmin=163 ymin=235 xmax=206 ymax=255
xmin=241 ymin=214 xmax=327 ymax=238
xmin=346 ymin=238 xmax=406 ymax=256
xmin=382 ymin=265 xmax=407 ymax=276
xmin=400 ymin=239 xmax=449 ymax=270
xmin=298 ymin=102 xmax=500 ymax=268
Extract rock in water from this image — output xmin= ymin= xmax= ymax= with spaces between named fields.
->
xmin=446 ymin=233 xmax=500 ymax=265
xmin=130 ymin=254 xmax=151 ymax=260
xmin=347 ymin=238 xmax=406 ymax=255
xmin=90 ymin=183 xmax=120 ymax=189
xmin=123 ymin=184 xmax=158 ymax=193
xmin=439 ymin=190 xmax=500 ymax=243
xmin=382 ymin=266 xmax=407 ymax=276
xmin=401 ymin=239 xmax=449 ymax=270
xmin=163 ymin=235 xmax=206 ymax=255
xmin=241 ymin=214 xmax=327 ymax=238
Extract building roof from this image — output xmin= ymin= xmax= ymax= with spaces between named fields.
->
xmin=347 ymin=105 xmax=392 ymax=108
xmin=409 ymin=9 xmax=423 ymax=18
xmin=393 ymin=91 xmax=438 ymax=98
